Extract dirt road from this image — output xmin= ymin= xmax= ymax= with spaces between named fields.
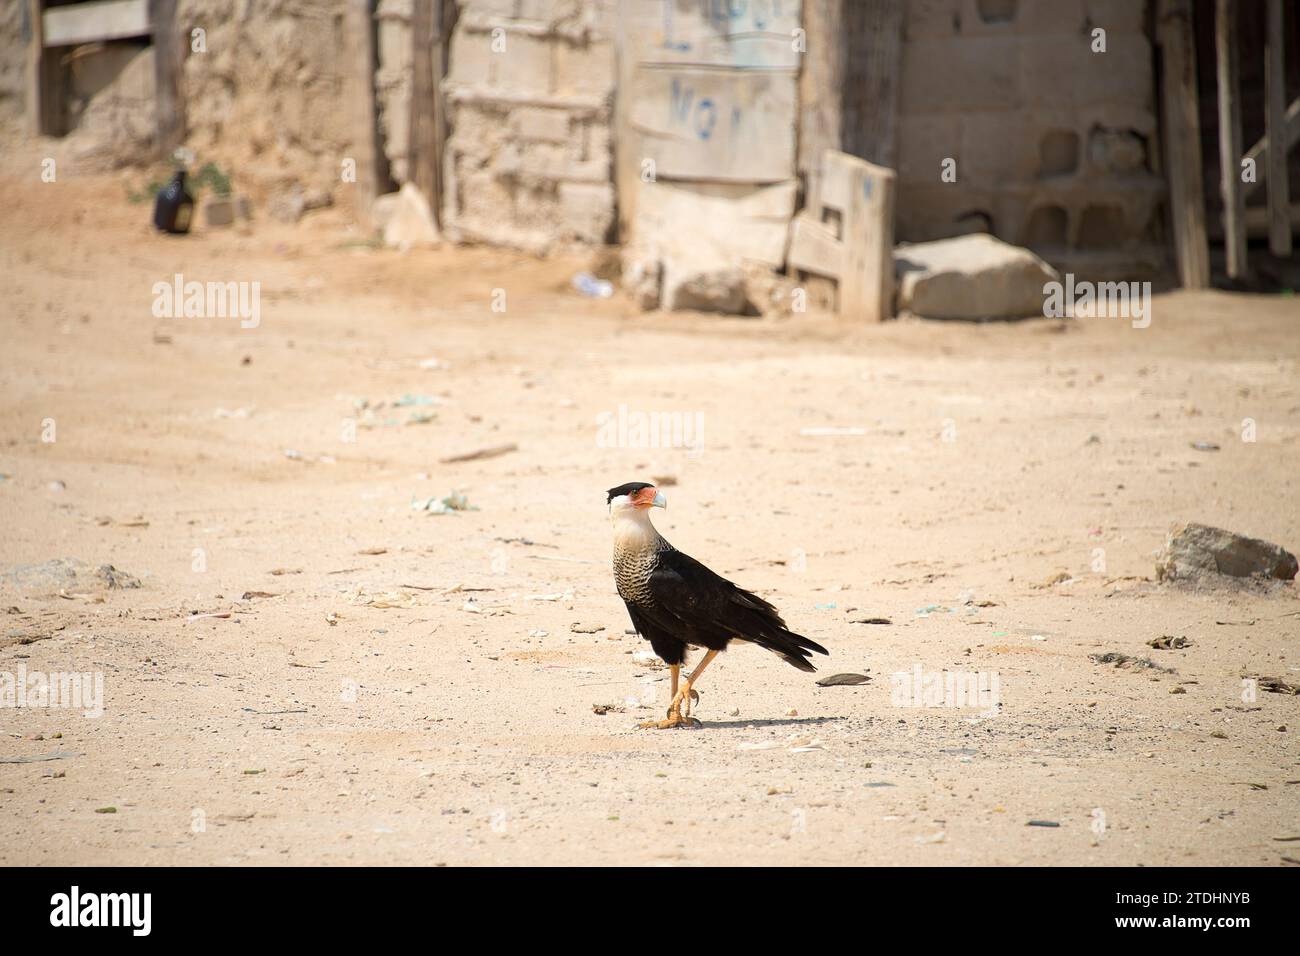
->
xmin=1 ymin=174 xmax=1297 ymax=865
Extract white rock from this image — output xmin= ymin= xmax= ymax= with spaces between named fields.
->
xmin=382 ymin=183 xmax=441 ymax=249
xmin=894 ymin=234 xmax=1059 ymax=320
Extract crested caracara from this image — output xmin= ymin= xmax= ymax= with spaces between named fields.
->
xmin=608 ymin=482 xmax=828 ymax=729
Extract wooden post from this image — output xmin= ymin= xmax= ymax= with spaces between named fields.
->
xmin=842 ymin=0 xmax=904 ymax=169
xmin=1264 ymin=0 xmax=1291 ymax=258
xmin=409 ymin=0 xmax=439 ymax=217
xmin=1215 ymin=0 xmax=1246 ymax=279
xmin=346 ymin=0 xmax=381 ymax=231
xmin=149 ymin=0 xmax=185 ymax=157
xmin=797 ymin=1 xmax=845 ymax=212
xmin=25 ymin=0 xmax=44 ymax=136
xmin=1156 ymin=0 xmax=1210 ymax=289
xmin=24 ymin=0 xmax=61 ymax=137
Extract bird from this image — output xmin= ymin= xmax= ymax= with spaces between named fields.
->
xmin=607 ymin=481 xmax=828 ymax=729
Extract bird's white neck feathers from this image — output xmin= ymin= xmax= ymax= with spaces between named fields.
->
xmin=611 ymin=508 xmax=661 ymax=553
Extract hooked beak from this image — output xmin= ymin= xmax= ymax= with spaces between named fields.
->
xmin=652 ymin=490 xmax=667 ymax=509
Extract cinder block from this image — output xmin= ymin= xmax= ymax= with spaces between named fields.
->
xmin=448 ymin=33 xmax=496 ymax=85
xmin=467 ymin=0 xmax=520 ymax=17
xmin=900 ymin=36 xmax=1020 ymax=114
xmin=896 ymin=113 xmax=963 ymax=185
xmin=554 ymin=39 xmax=615 ymax=97
xmin=495 ymin=33 xmax=554 ymax=93
xmin=559 ymin=181 xmax=615 ymax=243
xmin=516 ymin=0 xmax=567 ymax=22
xmin=1074 ymin=34 xmax=1152 ymax=108
xmin=1018 ymin=36 xmax=1090 ymax=107
xmin=959 ymin=112 xmax=1040 ymax=185
xmin=1085 ymin=0 xmax=1147 ymax=35
xmin=512 ymin=106 xmax=571 ymax=142
xmin=905 ymin=0 xmax=962 ymax=39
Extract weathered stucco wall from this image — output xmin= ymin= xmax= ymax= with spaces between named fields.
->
xmin=441 ymin=0 xmax=617 ymax=252
xmin=895 ymin=0 xmax=1165 ymax=277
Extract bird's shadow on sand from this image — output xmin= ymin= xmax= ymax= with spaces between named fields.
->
xmin=700 ymin=716 xmax=847 ymax=730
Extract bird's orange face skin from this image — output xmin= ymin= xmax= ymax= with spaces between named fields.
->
xmin=631 ymin=486 xmax=659 ymax=509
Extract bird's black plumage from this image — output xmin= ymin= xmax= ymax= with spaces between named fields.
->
xmin=613 ymin=524 xmax=828 ymax=672
xmin=607 ymin=481 xmax=653 ymax=503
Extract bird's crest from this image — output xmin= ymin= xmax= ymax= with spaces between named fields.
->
xmin=606 ymin=481 xmax=653 ymax=503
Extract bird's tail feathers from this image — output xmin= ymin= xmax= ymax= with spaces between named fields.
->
xmin=729 ymin=589 xmax=828 ymax=672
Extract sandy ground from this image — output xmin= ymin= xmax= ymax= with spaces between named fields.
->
xmin=1 ymin=171 xmax=1298 ymax=867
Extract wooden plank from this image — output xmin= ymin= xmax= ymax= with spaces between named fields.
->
xmin=409 ymin=0 xmax=438 ymax=215
xmin=789 ymin=150 xmax=895 ymax=322
xmin=788 ymin=215 xmax=845 ymax=277
xmin=25 ymin=0 xmax=48 ymax=136
xmin=1215 ymin=0 xmax=1246 ymax=279
xmin=842 ymin=0 xmax=903 ymax=168
xmin=43 ymin=0 xmax=148 ymax=47
xmin=797 ymin=0 xmax=844 ymax=212
xmin=345 ymin=0 xmax=381 ymax=231
xmin=1156 ymin=0 xmax=1210 ymax=289
xmin=1264 ymin=0 xmax=1291 ymax=257
xmin=149 ymin=0 xmax=184 ymax=157
xmin=1243 ymin=97 xmax=1300 ymax=198
xmin=839 ymin=155 xmax=895 ymax=323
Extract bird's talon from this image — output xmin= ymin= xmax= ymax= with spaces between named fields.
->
xmin=638 ymin=712 xmax=702 ymax=730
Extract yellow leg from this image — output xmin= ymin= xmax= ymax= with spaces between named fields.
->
xmin=678 ymin=650 xmax=717 ymax=719
xmin=639 ymin=651 xmax=717 ymax=729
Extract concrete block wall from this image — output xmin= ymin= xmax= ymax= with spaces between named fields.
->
xmin=441 ymin=0 xmax=617 ymax=253
xmin=895 ymin=0 xmax=1166 ymax=278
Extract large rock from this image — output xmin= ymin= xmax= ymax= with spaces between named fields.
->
xmin=894 ymin=234 xmax=1060 ymax=320
xmin=665 ymin=268 xmax=748 ymax=314
xmin=1156 ymin=524 xmax=1298 ymax=586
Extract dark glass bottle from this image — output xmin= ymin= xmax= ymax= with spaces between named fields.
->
xmin=153 ymin=170 xmax=194 ymax=234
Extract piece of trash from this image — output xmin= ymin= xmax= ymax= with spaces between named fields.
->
xmin=412 ymin=492 xmax=477 ymax=514
xmin=816 ymin=672 xmax=871 ymax=687
xmin=1147 ymin=635 xmax=1192 ymax=650
xmin=440 ymin=443 xmax=518 ymax=465
xmin=814 ymin=602 xmax=837 ymax=611
xmin=1090 ymin=652 xmax=1175 ymax=674
xmin=851 ymin=617 xmax=892 ymax=625
xmin=1027 ymin=820 xmax=1061 ymax=828
xmin=0 ymin=752 xmax=81 ymax=764
xmin=572 ymin=272 xmax=613 ymax=298
xmin=914 ymin=605 xmax=948 ymax=617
